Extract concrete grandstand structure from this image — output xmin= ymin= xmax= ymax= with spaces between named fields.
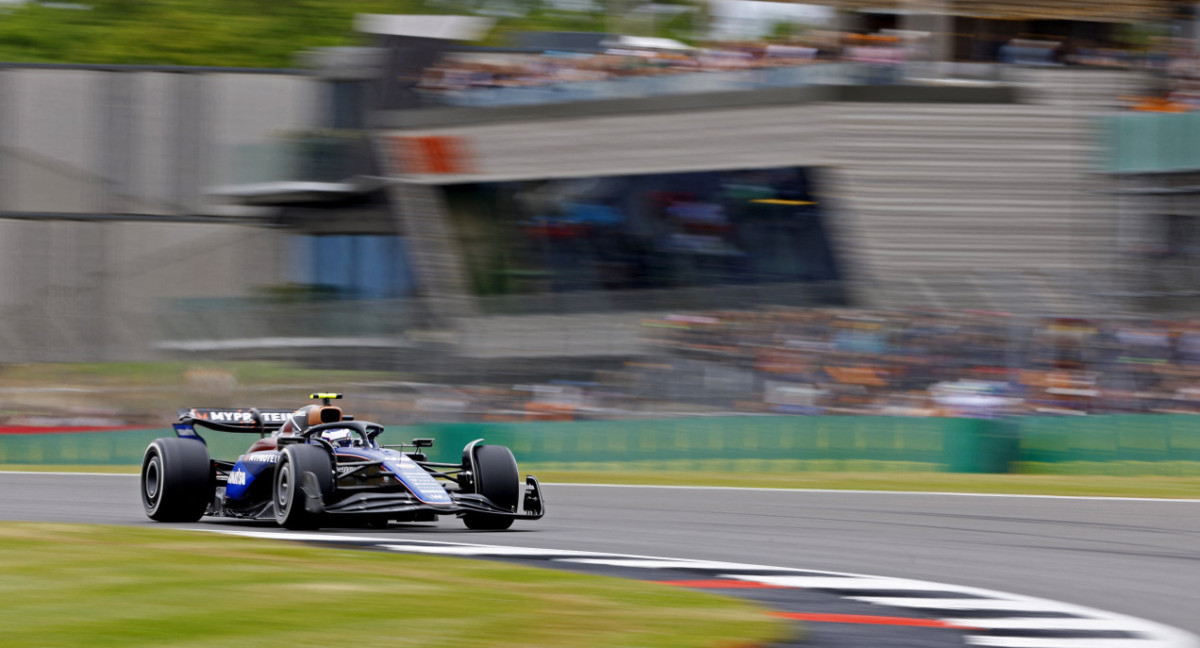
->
xmin=379 ymin=68 xmax=1147 ymax=321
xmin=828 ymin=0 xmax=1167 ymax=21
xmin=0 ymin=56 xmax=1165 ymax=365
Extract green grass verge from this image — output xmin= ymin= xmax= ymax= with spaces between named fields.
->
xmin=0 ymin=522 xmax=787 ymax=648
xmin=525 ymin=466 xmax=1200 ymax=499
xmin=5 ymin=463 xmax=1200 ymax=498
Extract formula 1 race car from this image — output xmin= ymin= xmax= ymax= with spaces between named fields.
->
xmin=139 ymin=394 xmax=544 ymax=530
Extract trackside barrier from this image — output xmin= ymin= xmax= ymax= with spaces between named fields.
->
xmin=0 ymin=417 xmax=1013 ymax=472
xmin=1017 ymin=414 xmax=1200 ymax=476
xmin=0 ymin=428 xmax=259 ymax=466
xmin=2 ymin=416 xmax=1198 ymax=475
xmin=409 ymin=417 xmax=1015 ymax=473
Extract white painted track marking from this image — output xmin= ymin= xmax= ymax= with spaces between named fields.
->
xmin=967 ymin=638 xmax=1167 ymax=648
xmin=379 ymin=544 xmax=596 ymax=557
xmin=544 ymin=483 xmax=1200 ymax=503
xmin=556 ymin=558 xmax=805 ymax=571
xmin=851 ymin=598 xmax=1083 ymax=613
xmin=949 ymin=618 xmax=1146 ymax=631
xmin=726 ymin=575 xmax=985 ymax=593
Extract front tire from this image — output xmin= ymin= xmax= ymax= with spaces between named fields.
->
xmin=274 ymin=444 xmax=333 ymax=530
xmin=141 ymin=437 xmax=212 ymax=522
xmin=462 ymin=444 xmax=519 ymax=531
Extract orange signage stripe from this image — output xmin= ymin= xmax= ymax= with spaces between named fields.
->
xmin=390 ymin=135 xmax=473 ymax=174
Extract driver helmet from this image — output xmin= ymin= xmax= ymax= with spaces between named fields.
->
xmin=319 ymin=428 xmax=356 ymax=448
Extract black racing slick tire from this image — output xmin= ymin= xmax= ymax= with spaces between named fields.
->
xmin=141 ymin=437 xmax=213 ymax=522
xmin=462 ymin=444 xmax=519 ymax=531
xmin=274 ymin=444 xmax=333 ymax=530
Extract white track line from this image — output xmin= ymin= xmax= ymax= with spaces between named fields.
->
xmin=949 ymin=618 xmax=1145 ymax=631
xmin=724 ymin=574 xmax=983 ymax=593
xmin=379 ymin=545 xmax=596 ymax=557
xmin=543 ymin=483 xmax=1200 ymax=503
xmin=555 ymin=558 xmax=802 ymax=571
xmin=967 ymin=639 xmax=1165 ymax=648
xmin=851 ymin=598 xmax=1083 ymax=613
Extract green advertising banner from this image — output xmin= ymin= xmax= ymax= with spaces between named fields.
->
xmin=411 ymin=416 xmax=942 ymax=464
xmin=1018 ymin=414 xmax=1200 ymax=475
xmin=0 ymin=416 xmax=1013 ymax=473
xmin=0 ymin=428 xmax=264 ymax=466
xmin=3 ymin=415 xmax=1198 ymax=476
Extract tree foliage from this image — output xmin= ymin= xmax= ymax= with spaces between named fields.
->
xmin=0 ymin=0 xmax=422 ymax=67
xmin=0 ymin=0 xmax=708 ymax=67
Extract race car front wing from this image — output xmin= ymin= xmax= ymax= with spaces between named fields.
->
xmin=319 ymin=475 xmax=545 ymax=520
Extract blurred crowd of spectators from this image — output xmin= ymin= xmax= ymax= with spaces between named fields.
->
xmin=417 ymin=30 xmax=1181 ymax=98
xmin=630 ymin=309 xmax=1200 ymax=418
xmin=16 ymin=308 xmax=1200 ymax=425
xmin=418 ymin=39 xmax=832 ymax=94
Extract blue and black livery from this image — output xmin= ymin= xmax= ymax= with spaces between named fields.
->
xmin=140 ymin=393 xmax=545 ymax=530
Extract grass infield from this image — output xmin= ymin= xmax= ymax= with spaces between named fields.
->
xmin=0 ymin=522 xmax=787 ymax=648
xmin=526 ymin=467 xmax=1200 ymax=499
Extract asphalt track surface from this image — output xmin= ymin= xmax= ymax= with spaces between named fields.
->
xmin=3 ymin=473 xmax=1199 ymax=645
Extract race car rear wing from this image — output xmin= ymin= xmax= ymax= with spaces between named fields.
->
xmin=176 ymin=408 xmax=295 ymax=434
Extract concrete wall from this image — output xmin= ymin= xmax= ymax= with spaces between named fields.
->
xmin=0 ymin=67 xmax=321 ymax=361
xmin=827 ymin=102 xmax=1117 ymax=311
xmin=0 ymin=67 xmax=322 ymax=215
xmin=0 ymin=219 xmax=288 ymax=362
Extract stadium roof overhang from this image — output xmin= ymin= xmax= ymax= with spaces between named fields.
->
xmin=206 ymin=179 xmax=398 ymax=234
xmin=208 ymin=181 xmax=374 ymax=206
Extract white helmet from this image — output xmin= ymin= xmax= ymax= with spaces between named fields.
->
xmin=319 ymin=428 xmax=356 ymax=448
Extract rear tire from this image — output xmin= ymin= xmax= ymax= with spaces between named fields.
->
xmin=141 ymin=438 xmax=212 ymax=522
xmin=462 ymin=444 xmax=519 ymax=531
xmin=274 ymin=444 xmax=333 ymax=530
